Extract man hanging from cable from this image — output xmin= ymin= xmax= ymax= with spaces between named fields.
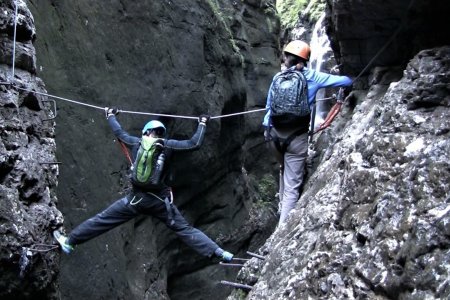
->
xmin=53 ymin=107 xmax=234 ymax=262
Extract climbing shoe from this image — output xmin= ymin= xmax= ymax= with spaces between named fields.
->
xmin=53 ymin=230 xmax=74 ymax=254
xmin=215 ymin=248 xmax=234 ymax=262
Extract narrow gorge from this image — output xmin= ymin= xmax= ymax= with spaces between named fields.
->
xmin=1 ymin=1 xmax=449 ymax=299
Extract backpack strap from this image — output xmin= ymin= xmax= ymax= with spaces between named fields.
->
xmin=272 ymin=128 xmax=308 ymax=154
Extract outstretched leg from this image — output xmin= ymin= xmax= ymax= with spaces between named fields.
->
xmin=67 ymin=196 xmax=138 ymax=246
xmin=151 ymin=201 xmax=233 ymax=260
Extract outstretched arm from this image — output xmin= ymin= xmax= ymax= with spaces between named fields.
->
xmin=304 ymin=68 xmax=353 ymax=105
xmin=165 ymin=115 xmax=209 ymax=152
xmin=107 ymin=115 xmax=140 ymax=146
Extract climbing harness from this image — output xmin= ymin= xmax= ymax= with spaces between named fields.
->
xmin=129 ymin=195 xmax=143 ymax=205
xmin=270 ymin=127 xmax=308 ymax=154
xmin=129 ymin=190 xmax=173 ymax=205
xmin=313 ymin=87 xmax=345 ymax=134
xmin=118 ymin=140 xmax=133 ymax=165
xmin=129 ymin=190 xmax=175 ymax=225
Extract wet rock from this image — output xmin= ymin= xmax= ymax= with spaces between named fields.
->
xmin=325 ymin=0 xmax=450 ymax=76
xmin=229 ymin=47 xmax=450 ymax=300
xmin=0 ymin=1 xmax=61 ymax=299
xmin=28 ymin=0 xmax=280 ymax=299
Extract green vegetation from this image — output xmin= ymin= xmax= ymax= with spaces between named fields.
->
xmin=235 ymin=289 xmax=248 ymax=300
xmin=276 ymin=0 xmax=326 ymax=28
xmin=276 ymin=0 xmax=308 ymax=28
xmin=256 ymin=174 xmax=277 ymax=205
xmin=307 ymin=0 xmax=326 ymax=22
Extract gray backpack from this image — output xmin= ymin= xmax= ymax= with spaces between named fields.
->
xmin=270 ymin=69 xmax=310 ymax=128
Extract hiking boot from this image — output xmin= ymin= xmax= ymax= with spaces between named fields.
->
xmin=53 ymin=230 xmax=74 ymax=254
xmin=215 ymin=248 xmax=234 ymax=262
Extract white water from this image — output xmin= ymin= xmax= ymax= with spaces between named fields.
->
xmin=309 ymin=12 xmax=333 ymax=129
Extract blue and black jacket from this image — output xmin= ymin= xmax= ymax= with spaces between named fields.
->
xmin=107 ymin=115 xmax=206 ymax=191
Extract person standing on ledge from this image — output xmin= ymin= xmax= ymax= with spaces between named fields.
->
xmin=54 ymin=108 xmax=234 ymax=262
xmin=263 ymin=40 xmax=353 ymax=225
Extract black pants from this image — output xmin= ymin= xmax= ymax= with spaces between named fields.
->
xmin=67 ymin=189 xmax=219 ymax=257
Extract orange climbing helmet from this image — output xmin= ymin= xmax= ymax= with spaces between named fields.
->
xmin=284 ymin=40 xmax=311 ymax=61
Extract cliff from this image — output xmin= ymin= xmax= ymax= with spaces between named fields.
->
xmin=28 ymin=1 xmax=280 ymax=299
xmin=229 ymin=0 xmax=450 ymax=299
xmin=0 ymin=0 xmax=60 ymax=298
xmin=1 ymin=0 xmax=449 ymax=299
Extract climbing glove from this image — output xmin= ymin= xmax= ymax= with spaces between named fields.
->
xmin=105 ymin=107 xmax=120 ymax=119
xmin=215 ymin=247 xmax=234 ymax=262
xmin=221 ymin=250 xmax=234 ymax=262
xmin=198 ymin=114 xmax=210 ymax=125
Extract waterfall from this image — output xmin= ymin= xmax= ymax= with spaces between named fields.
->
xmin=309 ymin=12 xmax=333 ymax=129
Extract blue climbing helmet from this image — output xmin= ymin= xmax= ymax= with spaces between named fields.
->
xmin=142 ymin=120 xmax=166 ymax=135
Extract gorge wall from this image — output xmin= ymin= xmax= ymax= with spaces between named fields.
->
xmin=27 ymin=1 xmax=280 ymax=300
xmin=229 ymin=0 xmax=450 ymax=299
xmin=2 ymin=0 xmax=449 ymax=299
xmin=0 ymin=0 xmax=60 ymax=298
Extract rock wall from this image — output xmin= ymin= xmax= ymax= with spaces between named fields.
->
xmin=227 ymin=0 xmax=450 ymax=297
xmin=26 ymin=1 xmax=280 ymax=299
xmin=4 ymin=0 xmax=448 ymax=299
xmin=230 ymin=45 xmax=450 ymax=300
xmin=0 ymin=0 xmax=61 ymax=299
xmin=325 ymin=0 xmax=450 ymax=76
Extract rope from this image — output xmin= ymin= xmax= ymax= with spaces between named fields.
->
xmin=315 ymin=96 xmax=335 ymax=102
xmin=6 ymin=2 xmax=264 ymax=121
xmin=11 ymin=2 xmax=18 ymax=80
xmin=14 ymin=84 xmax=266 ymax=120
xmin=353 ymin=0 xmax=415 ymax=82
xmin=120 ymin=109 xmax=197 ymax=120
xmin=15 ymin=86 xmax=105 ymax=110
xmin=7 ymin=0 xmax=413 ymax=122
xmin=210 ymin=108 xmax=266 ymax=120
xmin=4 ymin=2 xmax=334 ymax=123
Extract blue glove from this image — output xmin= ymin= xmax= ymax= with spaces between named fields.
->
xmin=215 ymin=248 xmax=234 ymax=262
xmin=221 ymin=250 xmax=234 ymax=262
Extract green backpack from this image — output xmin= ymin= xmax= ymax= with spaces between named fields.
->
xmin=131 ymin=136 xmax=165 ymax=188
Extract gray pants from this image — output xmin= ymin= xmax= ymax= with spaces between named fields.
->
xmin=268 ymin=129 xmax=308 ymax=224
xmin=67 ymin=189 xmax=220 ymax=257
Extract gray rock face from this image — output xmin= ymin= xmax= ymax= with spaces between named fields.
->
xmin=229 ymin=46 xmax=450 ymax=300
xmin=3 ymin=0 xmax=448 ymax=299
xmin=0 ymin=0 xmax=61 ymax=299
xmin=26 ymin=1 xmax=279 ymax=299
xmin=325 ymin=0 xmax=450 ymax=75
